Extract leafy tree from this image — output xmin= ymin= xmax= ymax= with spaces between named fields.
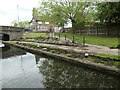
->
xmin=11 ymin=20 xmax=18 ymax=27
xmin=96 ymin=2 xmax=120 ymax=24
xmin=85 ymin=2 xmax=97 ymax=25
xmin=11 ymin=20 xmax=29 ymax=28
xmin=38 ymin=2 xmax=67 ymax=28
xmin=38 ymin=0 xmax=90 ymax=33
xmin=19 ymin=20 xmax=29 ymax=28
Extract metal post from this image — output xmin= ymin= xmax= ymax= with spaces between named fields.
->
xmin=105 ymin=26 xmax=107 ymax=36
xmin=17 ymin=4 xmax=19 ymax=26
xmin=72 ymin=35 xmax=74 ymax=43
xmin=59 ymin=33 xmax=60 ymax=40
xmin=96 ymin=26 xmax=98 ymax=36
xmin=118 ymin=24 xmax=119 ymax=37
xmin=65 ymin=34 xmax=66 ymax=41
xmin=83 ymin=36 xmax=85 ymax=46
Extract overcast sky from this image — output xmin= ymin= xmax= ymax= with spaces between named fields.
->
xmin=0 ymin=0 xmax=40 ymax=26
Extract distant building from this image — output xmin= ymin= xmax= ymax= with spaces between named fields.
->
xmin=29 ymin=9 xmax=60 ymax=32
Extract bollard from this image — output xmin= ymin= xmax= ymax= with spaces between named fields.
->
xmin=72 ymin=35 xmax=74 ymax=43
xmin=83 ymin=36 xmax=85 ymax=46
xmin=65 ymin=34 xmax=66 ymax=41
xmin=59 ymin=34 xmax=60 ymax=40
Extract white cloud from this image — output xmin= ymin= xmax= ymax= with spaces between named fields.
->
xmin=0 ymin=0 xmax=39 ymax=26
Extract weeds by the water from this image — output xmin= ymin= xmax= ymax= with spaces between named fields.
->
xmin=13 ymin=42 xmax=120 ymax=69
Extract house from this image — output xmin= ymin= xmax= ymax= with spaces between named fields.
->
xmin=29 ymin=9 xmax=60 ymax=32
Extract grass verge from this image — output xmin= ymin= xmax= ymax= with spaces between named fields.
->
xmin=95 ymin=54 xmax=120 ymax=61
xmin=22 ymin=32 xmax=48 ymax=39
xmin=56 ymin=32 xmax=119 ymax=47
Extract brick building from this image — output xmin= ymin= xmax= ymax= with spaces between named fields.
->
xmin=29 ymin=9 xmax=60 ymax=32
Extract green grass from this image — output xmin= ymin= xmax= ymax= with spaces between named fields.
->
xmin=62 ymin=53 xmax=72 ymax=57
xmin=95 ymin=54 xmax=120 ymax=60
xmin=99 ymin=61 xmax=107 ymax=64
xmin=22 ymin=32 xmax=48 ymax=39
xmin=112 ymin=62 xmax=120 ymax=68
xmin=56 ymin=32 xmax=119 ymax=47
xmin=21 ymin=32 xmax=119 ymax=47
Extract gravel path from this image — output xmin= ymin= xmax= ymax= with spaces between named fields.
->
xmin=84 ymin=44 xmax=118 ymax=56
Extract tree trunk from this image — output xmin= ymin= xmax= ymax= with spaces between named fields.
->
xmin=71 ymin=19 xmax=76 ymax=34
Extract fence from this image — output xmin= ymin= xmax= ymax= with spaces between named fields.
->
xmin=65 ymin=25 xmax=120 ymax=37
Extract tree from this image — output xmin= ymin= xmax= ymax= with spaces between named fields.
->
xmin=11 ymin=20 xmax=18 ymax=27
xmin=19 ymin=20 xmax=29 ymax=28
xmin=96 ymin=2 xmax=120 ymax=24
xmin=11 ymin=20 xmax=29 ymax=28
xmin=38 ymin=2 xmax=67 ymax=28
xmin=38 ymin=0 xmax=90 ymax=33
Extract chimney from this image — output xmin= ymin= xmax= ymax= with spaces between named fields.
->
xmin=32 ymin=8 xmax=38 ymax=21
xmin=32 ymin=8 xmax=35 ymax=19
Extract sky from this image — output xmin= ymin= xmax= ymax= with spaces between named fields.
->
xmin=0 ymin=0 xmax=40 ymax=26
xmin=0 ymin=0 xmax=119 ymax=26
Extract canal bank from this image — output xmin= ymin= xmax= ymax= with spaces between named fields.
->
xmin=1 ymin=44 xmax=119 ymax=88
xmin=4 ymin=42 xmax=120 ymax=77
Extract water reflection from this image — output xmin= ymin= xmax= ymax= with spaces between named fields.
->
xmin=37 ymin=58 xmax=120 ymax=88
xmin=1 ymin=44 xmax=120 ymax=88
xmin=2 ymin=53 xmax=44 ymax=88
xmin=1 ymin=45 xmax=44 ymax=88
xmin=1 ymin=44 xmax=26 ymax=59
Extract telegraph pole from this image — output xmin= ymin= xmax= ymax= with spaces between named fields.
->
xmin=17 ymin=4 xmax=19 ymax=26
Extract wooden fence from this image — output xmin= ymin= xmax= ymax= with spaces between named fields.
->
xmin=64 ymin=25 xmax=120 ymax=37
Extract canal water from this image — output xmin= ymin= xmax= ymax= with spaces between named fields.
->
xmin=0 ymin=44 xmax=119 ymax=88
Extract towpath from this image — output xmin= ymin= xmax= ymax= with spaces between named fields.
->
xmin=21 ymin=41 xmax=118 ymax=56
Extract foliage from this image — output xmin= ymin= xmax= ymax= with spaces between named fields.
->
xmin=96 ymin=2 xmax=120 ymax=24
xmin=38 ymin=1 xmax=68 ymax=27
xmin=19 ymin=20 xmax=29 ymax=28
xmin=38 ymin=1 xmax=120 ymax=32
xmin=95 ymin=54 xmax=120 ymax=61
xmin=11 ymin=20 xmax=29 ymax=28
xmin=11 ymin=20 xmax=18 ymax=27
xmin=38 ymin=0 xmax=94 ymax=33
